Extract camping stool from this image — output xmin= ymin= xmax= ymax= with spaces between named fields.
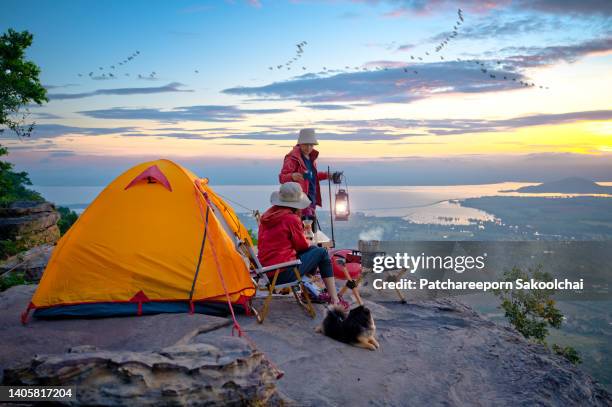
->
xmin=250 ymin=259 xmax=316 ymax=323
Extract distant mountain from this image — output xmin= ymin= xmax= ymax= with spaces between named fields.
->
xmin=509 ymin=178 xmax=612 ymax=194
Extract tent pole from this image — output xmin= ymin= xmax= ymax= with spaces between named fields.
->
xmin=189 ymin=202 xmax=210 ymax=303
xmin=328 ymin=166 xmax=335 ymax=248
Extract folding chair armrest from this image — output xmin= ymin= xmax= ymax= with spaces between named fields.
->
xmin=257 ymin=259 xmax=301 ymax=274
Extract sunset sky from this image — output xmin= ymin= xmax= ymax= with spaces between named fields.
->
xmin=1 ymin=0 xmax=611 ymax=185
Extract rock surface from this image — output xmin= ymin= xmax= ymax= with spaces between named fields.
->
xmin=0 ymin=201 xmax=60 ymax=260
xmin=0 ymin=243 xmax=54 ymax=281
xmin=227 ymin=295 xmax=612 ymax=407
xmin=1 ymin=285 xmax=289 ymax=406
xmin=1 ymin=285 xmax=610 ymax=406
xmin=0 ymin=286 xmax=232 ymax=375
xmin=4 ymin=337 xmax=286 ymax=406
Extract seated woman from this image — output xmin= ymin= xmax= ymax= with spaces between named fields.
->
xmin=258 ymin=182 xmax=344 ymax=307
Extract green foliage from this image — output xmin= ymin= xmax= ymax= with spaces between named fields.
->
xmin=0 ymin=29 xmax=46 ymax=205
xmin=0 ymin=238 xmax=21 ymax=260
xmin=552 ymin=344 xmax=582 ymax=365
xmin=57 ymin=206 xmax=78 ymax=235
xmin=494 ymin=265 xmax=581 ymax=365
xmin=0 ymin=146 xmax=43 ymax=206
xmin=494 ymin=265 xmax=563 ymax=343
xmin=0 ymin=271 xmax=30 ymax=292
xmin=248 ymin=228 xmax=258 ymax=245
xmin=1 ymin=28 xmax=48 ymax=138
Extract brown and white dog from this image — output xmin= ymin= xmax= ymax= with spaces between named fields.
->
xmin=315 ymin=305 xmax=380 ymax=350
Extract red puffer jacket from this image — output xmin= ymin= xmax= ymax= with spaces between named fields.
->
xmin=257 ymin=206 xmax=310 ymax=267
xmin=279 ymin=146 xmax=329 ymax=207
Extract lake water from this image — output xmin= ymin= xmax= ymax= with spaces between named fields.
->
xmin=32 ymin=182 xmax=612 ymax=226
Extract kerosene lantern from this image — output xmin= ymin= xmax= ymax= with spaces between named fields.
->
xmin=330 ymin=170 xmax=350 ymax=221
xmin=334 ymin=188 xmax=350 ymax=221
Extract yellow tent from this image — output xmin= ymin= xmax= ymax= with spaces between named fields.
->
xmin=23 ymin=159 xmax=256 ymax=320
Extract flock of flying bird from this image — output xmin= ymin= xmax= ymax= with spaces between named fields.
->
xmin=76 ymin=50 xmax=159 ymax=80
xmin=76 ymin=48 xmax=201 ymax=80
xmin=265 ymin=8 xmax=548 ymax=90
xmin=398 ymin=8 xmax=548 ymax=89
xmin=405 ymin=7 xmax=465 ymax=71
xmin=269 ymin=41 xmax=308 ymax=71
xmin=73 ymin=8 xmax=548 ymax=90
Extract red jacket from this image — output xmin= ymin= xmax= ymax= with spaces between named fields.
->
xmin=279 ymin=146 xmax=329 ymax=207
xmin=257 ymin=206 xmax=310 ymax=267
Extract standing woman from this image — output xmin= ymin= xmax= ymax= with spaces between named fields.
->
xmin=279 ymin=128 xmax=339 ymax=231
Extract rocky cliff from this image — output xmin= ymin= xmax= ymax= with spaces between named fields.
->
xmin=0 ymin=201 xmax=59 ymax=281
xmin=4 ymin=338 xmax=287 ymax=406
xmin=1 ymin=285 xmax=610 ymax=406
xmin=0 ymin=201 xmax=60 ymax=252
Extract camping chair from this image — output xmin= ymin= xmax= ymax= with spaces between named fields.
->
xmin=192 ymin=185 xmax=314 ymax=323
xmin=237 ymin=242 xmax=314 ymax=323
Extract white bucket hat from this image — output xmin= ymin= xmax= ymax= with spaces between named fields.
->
xmin=297 ymin=128 xmax=318 ymax=145
xmin=270 ymin=182 xmax=311 ymax=209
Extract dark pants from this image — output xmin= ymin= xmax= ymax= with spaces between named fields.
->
xmin=275 ymin=246 xmax=333 ymax=285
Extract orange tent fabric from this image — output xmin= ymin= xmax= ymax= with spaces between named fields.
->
xmin=25 ymin=159 xmax=255 ymax=319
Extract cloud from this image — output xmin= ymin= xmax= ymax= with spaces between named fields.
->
xmin=354 ymin=0 xmax=507 ymax=16
xmin=500 ymin=35 xmax=612 ymax=68
xmin=31 ymin=112 xmax=63 ymax=119
xmin=90 ymin=75 xmax=119 ymax=81
xmin=78 ymin=105 xmax=292 ymax=122
xmin=322 ymin=109 xmax=612 ymax=136
xmin=48 ymin=150 xmax=77 ymax=157
xmin=224 ymin=32 xmax=612 ymax=105
xmin=303 ymin=104 xmax=353 ymax=110
xmin=518 ymin=0 xmax=612 ymax=15
xmin=396 ymin=43 xmax=415 ymax=52
xmin=4 ymin=141 xmax=58 ymax=151
xmin=120 ymin=132 xmax=210 ymax=140
xmin=47 ymin=82 xmax=192 ymax=100
xmin=354 ymin=0 xmax=612 ymax=16
xmin=429 ymin=16 xmax=564 ymax=42
xmin=219 ymin=129 xmax=425 ymax=141
xmin=43 ymin=83 xmax=80 ymax=90
xmin=223 ymin=62 xmax=524 ymax=103
xmin=0 ymin=124 xmax=137 ymax=139
xmin=364 ymin=60 xmax=408 ymax=69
